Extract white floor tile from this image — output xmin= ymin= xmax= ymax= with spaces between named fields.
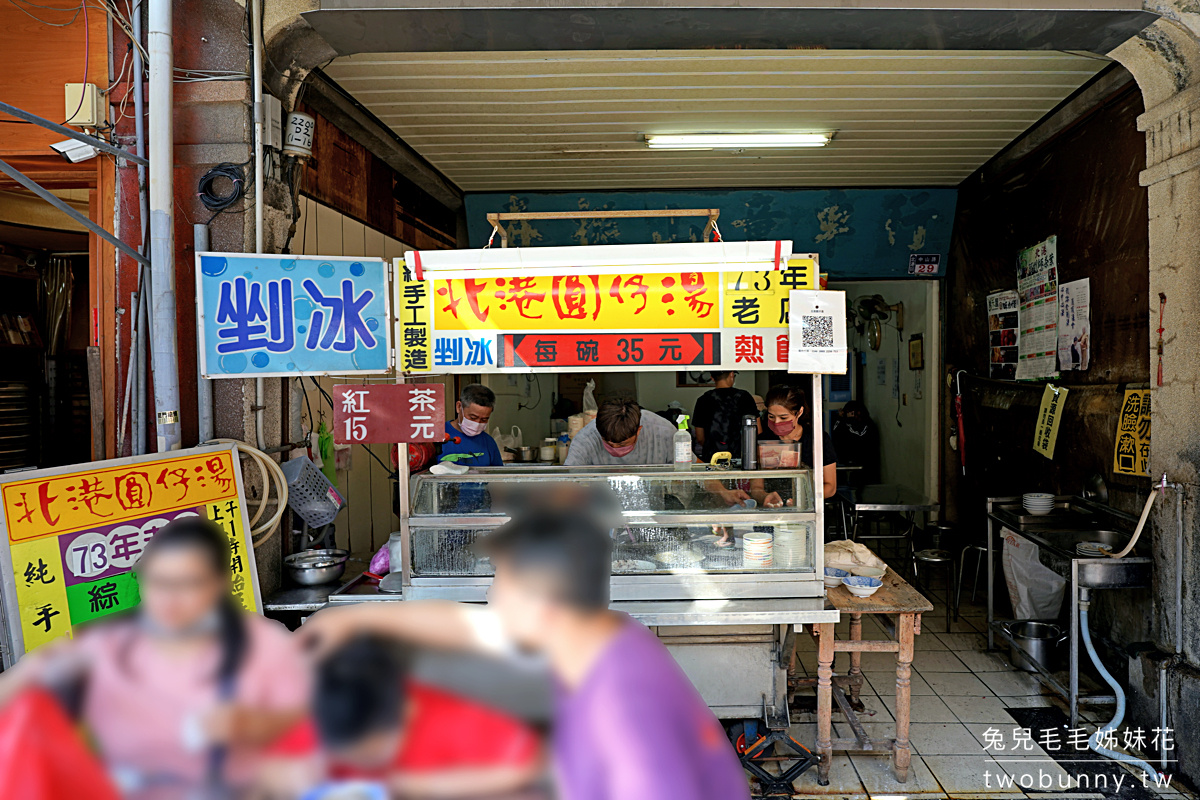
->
xmin=995 ymin=694 xmax=1054 ymax=708
xmin=866 ymin=670 xmax=935 ymax=696
xmin=956 ymin=650 xmax=1020 ymax=673
xmin=790 ymin=752 xmax=865 ymax=795
xmin=925 ymin=755 xmax=1020 ymax=794
xmin=858 ymin=651 xmax=902 ymax=671
xmin=914 ymin=651 xmax=971 ymax=672
xmin=991 ymin=752 xmax=1077 ymax=792
xmin=979 ymin=669 xmax=1052 ymax=697
xmin=916 ymin=631 xmax=951 ymax=650
xmin=943 ymin=695 xmax=1018 ymax=724
xmin=910 ymin=722 xmax=992 ymax=756
xmin=883 ymin=693 xmax=960 ymax=723
xmin=937 ymin=632 xmax=989 ymax=651
xmin=851 ymin=752 xmax=944 ymax=795
xmin=922 ymin=671 xmax=993 ymax=696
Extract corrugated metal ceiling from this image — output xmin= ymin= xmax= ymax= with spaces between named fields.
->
xmin=323 ymin=50 xmax=1108 ymax=192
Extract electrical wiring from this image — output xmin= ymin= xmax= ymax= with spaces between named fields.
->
xmin=197 ymin=162 xmax=248 ymax=224
xmin=7 ymin=0 xmax=82 ymax=26
xmin=63 ymin=0 xmax=89 ymax=125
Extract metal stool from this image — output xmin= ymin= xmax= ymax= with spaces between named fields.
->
xmin=912 ymin=548 xmax=957 ymax=628
xmin=929 ymin=522 xmax=955 ymax=550
xmin=956 ymin=544 xmax=987 ymax=620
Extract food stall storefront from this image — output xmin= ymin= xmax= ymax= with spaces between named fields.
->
xmin=326 ymin=228 xmax=847 ymax=766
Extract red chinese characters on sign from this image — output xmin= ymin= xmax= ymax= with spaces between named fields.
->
xmin=735 ymin=334 xmax=765 ymax=364
xmin=4 ymin=452 xmax=238 ymax=543
xmin=500 ymin=333 xmax=720 ymax=369
xmin=332 ymin=384 xmax=447 ymax=445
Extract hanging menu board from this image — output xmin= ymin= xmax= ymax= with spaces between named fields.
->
xmin=396 ymin=244 xmax=818 ymax=374
xmin=0 ymin=445 xmax=260 ymax=665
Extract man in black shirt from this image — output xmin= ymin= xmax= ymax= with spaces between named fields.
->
xmin=691 ymin=371 xmax=761 ymax=463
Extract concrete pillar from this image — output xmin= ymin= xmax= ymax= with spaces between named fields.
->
xmin=1110 ymin=12 xmax=1200 ymax=783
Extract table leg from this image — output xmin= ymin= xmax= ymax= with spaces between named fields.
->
xmin=848 ymin=612 xmax=863 ymax=704
xmin=894 ymin=613 xmax=916 ymax=783
xmin=816 ymin=622 xmax=835 ymax=786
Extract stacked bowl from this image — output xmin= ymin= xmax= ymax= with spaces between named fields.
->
xmin=1022 ymin=492 xmax=1055 ymax=516
xmin=743 ymin=532 xmax=773 ymax=569
xmin=773 ymin=524 xmax=810 ymax=570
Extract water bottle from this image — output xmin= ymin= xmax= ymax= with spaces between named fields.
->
xmin=673 ymin=414 xmax=693 ymax=471
xmin=741 ymin=415 xmax=759 ymax=470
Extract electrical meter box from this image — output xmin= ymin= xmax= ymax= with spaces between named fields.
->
xmin=64 ymin=83 xmax=101 ymax=128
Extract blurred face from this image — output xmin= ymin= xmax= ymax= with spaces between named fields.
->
xmin=137 ymin=547 xmax=226 ymax=634
xmin=487 ymin=560 xmax=557 ymax=651
xmin=457 ymin=401 xmax=493 ymax=426
xmin=330 ymin=726 xmax=404 ymax=772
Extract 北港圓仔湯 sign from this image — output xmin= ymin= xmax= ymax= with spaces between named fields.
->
xmin=396 ymin=241 xmax=817 ymax=374
xmin=0 ymin=445 xmax=260 ymax=665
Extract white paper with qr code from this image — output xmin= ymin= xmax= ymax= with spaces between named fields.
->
xmin=787 ymin=290 xmax=848 ymax=374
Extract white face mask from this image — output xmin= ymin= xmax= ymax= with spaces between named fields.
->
xmin=460 ymin=417 xmax=486 ymax=437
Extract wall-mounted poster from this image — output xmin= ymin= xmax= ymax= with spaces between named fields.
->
xmin=1058 ymin=278 xmax=1091 ymax=371
xmin=986 ymin=290 xmax=1019 ymax=380
xmin=1113 ymin=389 xmax=1151 ymax=476
xmin=0 ymin=445 xmax=260 ymax=666
xmin=1015 ymin=237 xmax=1059 ymax=380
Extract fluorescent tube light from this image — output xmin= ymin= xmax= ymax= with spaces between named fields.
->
xmin=646 ymin=133 xmax=831 ymax=149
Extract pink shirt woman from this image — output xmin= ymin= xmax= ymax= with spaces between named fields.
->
xmin=0 ymin=517 xmax=308 ymax=797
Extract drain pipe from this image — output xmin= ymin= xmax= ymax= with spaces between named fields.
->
xmin=147 ymin=0 xmax=181 ymax=451
xmin=132 ymin=0 xmax=148 ymax=455
xmin=1158 ymin=476 xmax=1185 ymax=772
xmin=250 ymin=0 xmax=267 ymax=450
xmin=194 ymin=224 xmax=214 ymax=442
xmin=1079 ymin=589 xmax=1164 ymax=782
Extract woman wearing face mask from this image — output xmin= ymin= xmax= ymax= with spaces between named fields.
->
xmin=749 ymin=384 xmax=838 ymax=508
xmin=0 ymin=516 xmax=309 ymax=798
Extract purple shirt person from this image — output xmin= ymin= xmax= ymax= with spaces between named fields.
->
xmin=302 ymin=503 xmax=751 ymax=800
xmin=554 ymin=620 xmax=749 ymax=800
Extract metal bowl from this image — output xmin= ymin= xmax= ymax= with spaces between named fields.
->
xmin=284 ymin=548 xmax=349 ymax=586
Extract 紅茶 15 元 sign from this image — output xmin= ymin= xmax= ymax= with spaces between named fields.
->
xmin=0 ymin=445 xmax=260 ymax=665
xmin=196 ymin=253 xmax=392 ymax=377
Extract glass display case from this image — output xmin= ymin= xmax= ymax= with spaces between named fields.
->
xmin=399 ymin=465 xmax=825 ymax=601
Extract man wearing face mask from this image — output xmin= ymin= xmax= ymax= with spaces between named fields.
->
xmin=441 ymin=383 xmax=504 ymax=467
xmin=566 ymin=399 xmax=749 ymax=506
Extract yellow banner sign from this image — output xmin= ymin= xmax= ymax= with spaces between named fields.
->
xmin=1113 ymin=389 xmax=1151 ymax=476
xmin=1033 ymin=384 xmax=1068 ymax=459
xmin=2 ymin=446 xmax=259 ymax=658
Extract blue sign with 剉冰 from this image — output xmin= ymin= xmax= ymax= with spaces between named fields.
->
xmin=196 ymin=253 xmax=391 ymax=377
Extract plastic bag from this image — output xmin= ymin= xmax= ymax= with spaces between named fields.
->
xmin=582 ymin=379 xmax=598 ymax=413
xmin=317 ymin=421 xmax=337 ymax=487
xmin=492 ymin=426 xmax=523 ymax=450
xmin=824 ymin=540 xmax=887 ymax=571
xmin=1001 ymin=528 xmax=1066 ymax=620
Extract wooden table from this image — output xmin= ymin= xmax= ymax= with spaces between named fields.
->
xmin=812 ymin=569 xmax=933 ymax=784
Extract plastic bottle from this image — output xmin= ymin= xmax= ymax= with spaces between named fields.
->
xmin=673 ymin=414 xmax=693 ymax=471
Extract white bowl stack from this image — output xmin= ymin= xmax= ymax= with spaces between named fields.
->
xmin=772 ymin=524 xmax=810 ymax=570
xmin=743 ymin=532 xmax=773 ymax=569
xmin=1022 ymin=492 xmax=1055 ymax=516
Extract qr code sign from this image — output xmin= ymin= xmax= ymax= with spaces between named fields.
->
xmin=801 ymin=315 xmax=834 ymax=347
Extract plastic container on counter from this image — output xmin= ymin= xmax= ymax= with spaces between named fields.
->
xmin=759 ymin=441 xmax=802 ymax=469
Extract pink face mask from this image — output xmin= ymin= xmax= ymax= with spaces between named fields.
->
xmin=460 ymin=418 xmax=486 ymax=437
xmin=602 ymin=438 xmax=637 ymax=458
xmin=768 ymin=419 xmax=796 ymax=437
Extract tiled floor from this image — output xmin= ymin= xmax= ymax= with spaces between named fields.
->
xmin=778 ymin=577 xmax=1191 ymax=800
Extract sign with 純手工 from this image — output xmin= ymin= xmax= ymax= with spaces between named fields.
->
xmin=0 ymin=445 xmax=260 ymax=666
xmin=196 ymin=253 xmax=392 ymax=377
xmin=396 ymin=243 xmax=817 ymax=374
xmin=1113 ymin=389 xmax=1151 ymax=476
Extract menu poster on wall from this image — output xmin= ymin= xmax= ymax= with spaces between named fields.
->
xmin=0 ymin=445 xmax=259 ymax=665
xmin=1057 ymin=278 xmax=1091 ymax=371
xmin=1033 ymin=384 xmax=1068 ymax=459
xmin=986 ymin=290 xmax=1019 ymax=380
xmin=1015 ymin=236 xmax=1060 ymax=380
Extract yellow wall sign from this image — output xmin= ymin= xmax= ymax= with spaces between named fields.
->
xmin=0 ymin=445 xmax=260 ymax=663
xmin=1033 ymin=384 xmax=1068 ymax=459
xmin=1113 ymin=389 xmax=1151 ymax=476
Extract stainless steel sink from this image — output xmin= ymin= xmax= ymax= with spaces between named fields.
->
xmin=1020 ymin=529 xmax=1151 ymax=589
xmin=991 ymin=500 xmax=1101 ymax=528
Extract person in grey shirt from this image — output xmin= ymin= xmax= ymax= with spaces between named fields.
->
xmin=565 ymin=399 xmax=677 ymax=466
xmin=565 ymin=399 xmax=748 ymax=506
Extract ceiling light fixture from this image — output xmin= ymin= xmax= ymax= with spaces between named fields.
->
xmin=645 ymin=133 xmax=832 ymax=150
